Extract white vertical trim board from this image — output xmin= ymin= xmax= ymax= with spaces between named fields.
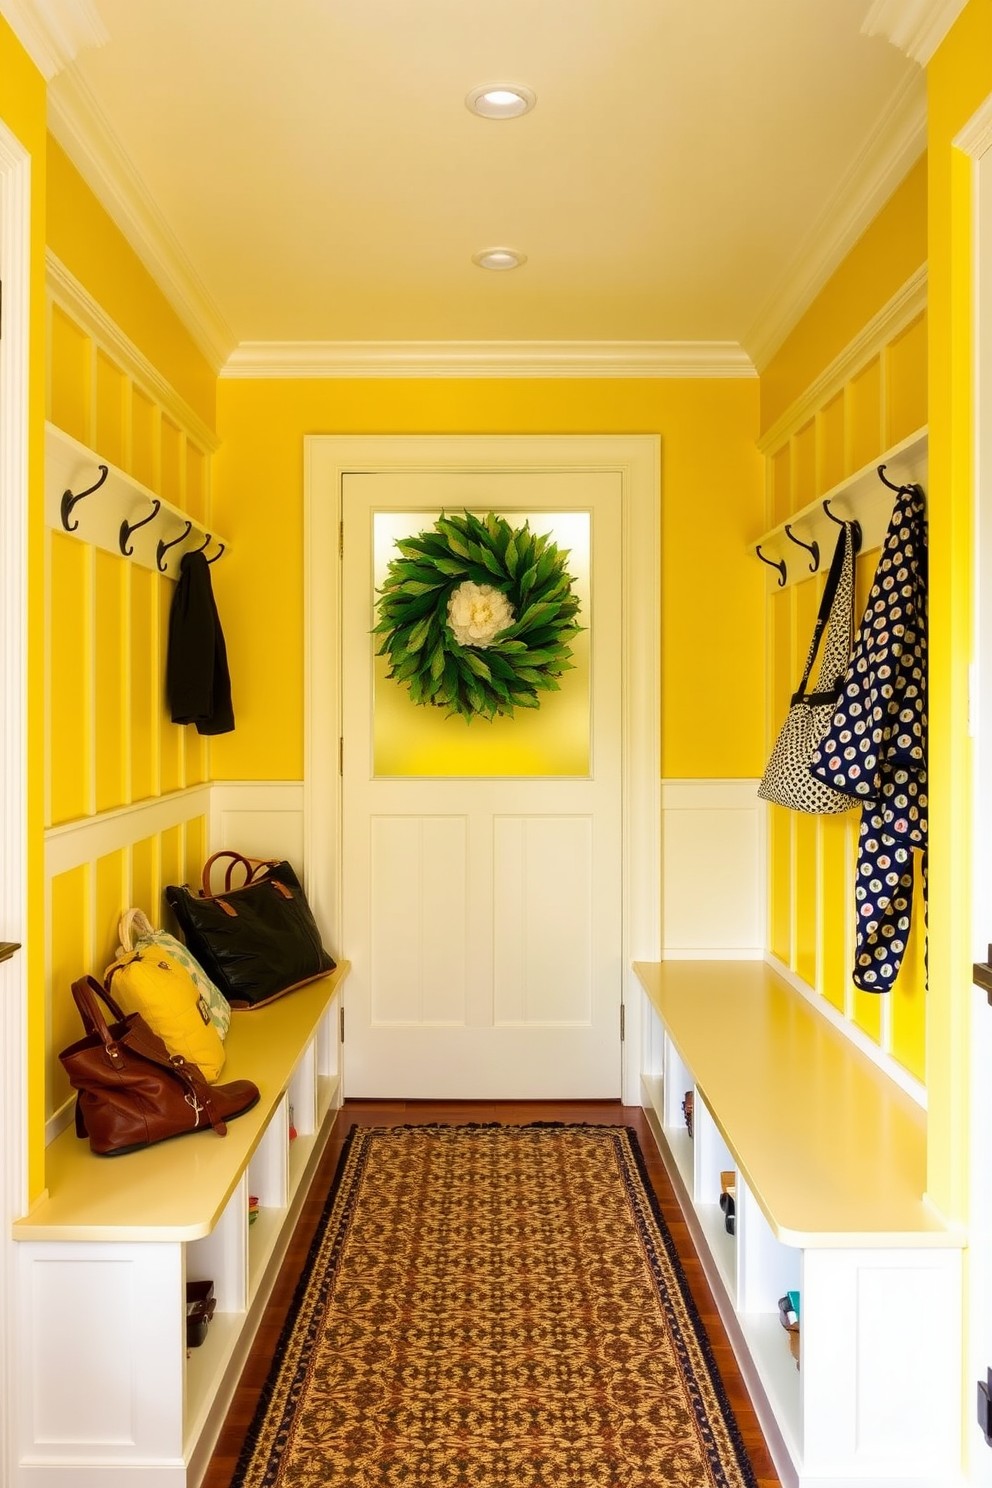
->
xmin=660 ymin=780 xmax=765 ymax=958
xmin=0 ymin=114 xmax=31 ymax=1488
xmin=304 ymin=435 xmax=661 ymax=1107
xmin=963 ymin=92 xmax=992 ymax=1488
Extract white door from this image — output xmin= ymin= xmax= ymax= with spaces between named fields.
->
xmin=341 ymin=468 xmax=622 ymax=1098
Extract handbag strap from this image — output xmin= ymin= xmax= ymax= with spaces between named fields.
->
xmin=70 ymin=975 xmax=229 ymax=1137
xmin=792 ymin=522 xmax=855 ymax=705
xmin=118 ymin=907 xmax=156 ymax=954
xmin=71 ymin=975 xmax=128 ymax=1041
xmin=201 ymin=850 xmax=280 ymax=898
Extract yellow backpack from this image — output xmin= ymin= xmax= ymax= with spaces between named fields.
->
xmin=104 ymin=947 xmax=226 ymax=1083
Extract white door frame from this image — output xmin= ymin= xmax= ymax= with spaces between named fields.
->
xmin=959 ymin=91 xmax=992 ymax=1484
xmin=0 ymin=115 xmax=31 ymax=1488
xmin=305 ymin=434 xmax=660 ymax=1105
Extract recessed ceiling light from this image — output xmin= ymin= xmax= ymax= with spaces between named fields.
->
xmin=466 ymin=84 xmax=536 ymax=120
xmin=473 ymin=247 xmax=527 ymax=271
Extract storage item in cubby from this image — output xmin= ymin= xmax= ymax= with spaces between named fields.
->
xmin=248 ymin=1194 xmax=260 ymax=1226
xmin=186 ymin=1279 xmax=215 ymax=1348
xmin=720 ymin=1171 xmax=736 ymax=1235
xmin=778 ymin=1293 xmax=800 ymax=1369
xmin=682 ymin=1090 xmax=694 ymax=1137
xmin=166 ymin=852 xmax=335 ymax=1008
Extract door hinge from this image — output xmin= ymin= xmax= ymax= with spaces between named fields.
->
xmin=339 ymin=737 xmax=343 ymax=776
xmin=620 ymin=1002 xmax=625 ymax=1042
xmin=340 ymin=1005 xmax=345 ymax=1044
xmin=339 ymin=519 xmax=344 ymax=560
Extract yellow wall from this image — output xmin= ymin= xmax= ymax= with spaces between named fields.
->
xmin=39 ymin=140 xmax=219 ymax=1188
xmin=759 ymin=163 xmax=928 ymax=1083
xmin=0 ymin=18 xmax=49 ymax=1202
xmin=926 ymin=0 xmax=992 ymax=1223
xmin=47 ymin=141 xmax=216 ymax=432
xmin=761 ymin=155 xmax=928 ymax=433
xmin=213 ymin=378 xmax=765 ymax=783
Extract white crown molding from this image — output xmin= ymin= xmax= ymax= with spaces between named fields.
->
xmin=745 ymin=69 xmax=926 ymax=372
xmin=0 ymin=0 xmax=106 ymax=80
xmin=862 ymin=0 xmax=968 ymax=65
xmin=221 ymin=339 xmax=757 ymax=380
xmin=955 ymin=94 xmax=992 ymax=161
xmin=47 ymin=67 xmax=235 ymax=372
xmin=47 ymin=249 xmax=220 ymax=452
xmin=757 ymin=263 xmax=927 ymax=454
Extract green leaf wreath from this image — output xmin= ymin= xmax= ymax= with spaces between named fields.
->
xmin=374 ymin=511 xmax=582 ymax=720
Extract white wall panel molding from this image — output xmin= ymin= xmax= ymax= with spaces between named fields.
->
xmin=660 ymin=779 xmax=764 ymax=959
xmin=757 ymin=264 xmax=927 ymax=455
xmin=745 ymin=71 xmax=926 ymax=373
xmin=46 ymin=251 xmax=220 ymax=453
xmin=0 ymin=0 xmax=106 ymax=80
xmin=862 ymin=0 xmax=968 ymax=64
xmin=954 ymin=93 xmax=992 ymax=161
xmin=45 ymin=786 xmax=212 ymax=879
xmin=47 ymin=69 xmax=234 ymax=372
xmin=221 ymin=339 xmax=757 ymax=381
xmin=208 ymin=782 xmax=305 ymax=882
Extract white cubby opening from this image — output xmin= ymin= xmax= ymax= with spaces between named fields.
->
xmin=662 ymin=1032 xmax=694 ymax=1193
xmin=736 ymin=1178 xmax=803 ymax=1459
xmin=692 ymin=1095 xmax=737 ymax=1302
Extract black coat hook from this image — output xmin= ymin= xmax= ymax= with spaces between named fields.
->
xmin=756 ymin=545 xmax=787 ymax=586
xmin=784 ymin=524 xmax=820 ymax=573
xmin=877 ymin=464 xmax=904 ymax=494
xmin=118 ymin=499 xmax=161 ymax=556
xmin=188 ymin=531 xmax=212 ymax=556
xmin=822 ymin=499 xmax=862 ymax=554
xmin=60 ymin=465 xmax=109 ymax=532
xmin=156 ymin=519 xmax=192 ymax=572
xmin=206 ymin=542 xmax=225 ymax=565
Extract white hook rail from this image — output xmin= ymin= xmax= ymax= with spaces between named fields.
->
xmin=752 ymin=425 xmax=927 ymax=590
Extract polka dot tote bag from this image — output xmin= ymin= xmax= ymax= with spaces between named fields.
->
xmin=758 ymin=521 xmax=859 ymax=814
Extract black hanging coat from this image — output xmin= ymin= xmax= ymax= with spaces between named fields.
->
xmin=809 ymin=483 xmax=927 ymax=991
xmin=166 ymin=550 xmax=235 ymax=735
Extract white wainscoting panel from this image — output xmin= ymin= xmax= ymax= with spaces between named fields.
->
xmin=20 ymin=1242 xmax=182 ymax=1463
xmin=370 ymin=815 xmax=468 ymax=1026
xmin=494 ymin=815 xmax=593 ymax=1025
xmin=661 ymin=780 xmax=764 ymax=958
xmin=209 ymin=782 xmax=305 ymax=876
xmin=801 ymin=1247 xmax=961 ymax=1481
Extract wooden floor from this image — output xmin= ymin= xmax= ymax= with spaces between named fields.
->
xmin=201 ymin=1100 xmax=781 ymax=1488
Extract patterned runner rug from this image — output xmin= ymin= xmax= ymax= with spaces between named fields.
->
xmin=233 ymin=1124 xmax=758 ymax=1488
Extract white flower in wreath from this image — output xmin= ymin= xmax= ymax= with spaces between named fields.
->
xmin=446 ymin=581 xmax=515 ymax=648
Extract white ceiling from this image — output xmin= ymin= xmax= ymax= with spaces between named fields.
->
xmin=39 ymin=0 xmax=927 ymax=369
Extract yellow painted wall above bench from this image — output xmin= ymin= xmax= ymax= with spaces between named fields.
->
xmin=758 ymin=158 xmax=928 ymax=1086
xmin=41 ymin=145 xmax=221 ymax=1187
xmin=213 ymin=377 xmax=765 ymax=784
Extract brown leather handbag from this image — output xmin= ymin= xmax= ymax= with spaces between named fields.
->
xmin=60 ymin=976 xmax=260 ymax=1157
